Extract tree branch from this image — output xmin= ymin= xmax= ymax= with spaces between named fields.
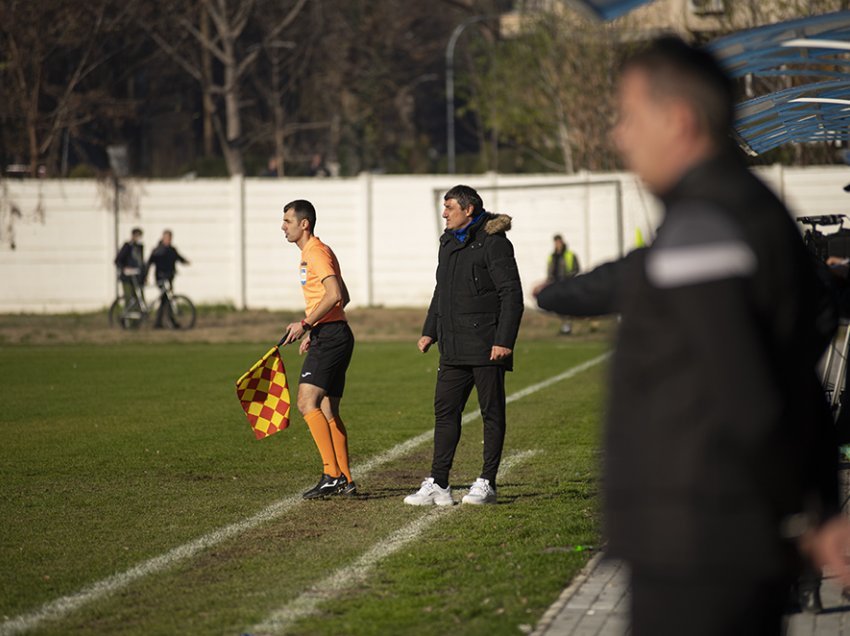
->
xmin=147 ymin=30 xmax=205 ymax=84
xmin=203 ymin=0 xmax=229 ymax=39
xmin=235 ymin=47 xmax=260 ymax=78
xmin=178 ymin=16 xmax=228 ymax=64
xmin=230 ymin=0 xmax=257 ymax=38
xmin=265 ymin=0 xmax=309 ymax=43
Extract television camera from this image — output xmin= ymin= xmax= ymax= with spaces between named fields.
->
xmin=799 ymin=212 xmax=850 ymax=445
xmin=797 ymin=214 xmax=850 ymax=262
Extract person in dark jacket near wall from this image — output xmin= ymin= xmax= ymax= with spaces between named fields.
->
xmin=115 ymin=227 xmax=145 ymax=306
xmin=404 ymin=184 xmax=523 ymax=507
xmin=535 ymin=37 xmax=850 ymax=635
xmin=147 ymin=230 xmax=190 ymax=328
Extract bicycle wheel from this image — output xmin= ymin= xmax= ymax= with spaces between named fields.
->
xmin=108 ymin=298 xmax=124 ymax=328
xmin=110 ymin=297 xmax=145 ymax=330
xmin=169 ymin=295 xmax=197 ymax=329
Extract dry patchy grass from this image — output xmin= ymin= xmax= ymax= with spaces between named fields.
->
xmin=0 ymin=306 xmax=615 ymax=346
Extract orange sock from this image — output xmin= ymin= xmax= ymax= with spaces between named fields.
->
xmin=329 ymin=417 xmax=351 ymax=482
xmin=303 ymin=409 xmax=341 ymax=477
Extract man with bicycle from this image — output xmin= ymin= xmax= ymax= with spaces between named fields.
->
xmin=147 ymin=230 xmax=190 ymax=329
xmin=115 ymin=227 xmax=146 ymax=308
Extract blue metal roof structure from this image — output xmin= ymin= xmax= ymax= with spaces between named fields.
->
xmin=706 ymin=12 xmax=850 ymax=155
xmin=565 ymin=0 xmax=654 ymax=21
xmin=567 ymin=4 xmax=850 ymax=155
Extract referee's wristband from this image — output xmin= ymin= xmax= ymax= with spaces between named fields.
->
xmin=301 ymin=319 xmax=312 ymax=331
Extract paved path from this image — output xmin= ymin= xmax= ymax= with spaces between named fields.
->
xmin=533 ymin=554 xmax=850 ymax=636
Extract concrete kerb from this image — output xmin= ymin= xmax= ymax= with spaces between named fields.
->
xmin=531 ymin=552 xmax=605 ymax=636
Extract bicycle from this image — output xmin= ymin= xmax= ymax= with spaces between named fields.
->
xmin=109 ymin=276 xmax=196 ymax=329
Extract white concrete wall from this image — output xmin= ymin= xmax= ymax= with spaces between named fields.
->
xmin=1 ymin=165 xmax=846 ymax=313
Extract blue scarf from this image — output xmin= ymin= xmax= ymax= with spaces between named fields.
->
xmin=451 ymin=211 xmax=485 ymax=243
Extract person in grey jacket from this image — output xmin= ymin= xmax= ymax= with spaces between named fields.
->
xmin=405 ymin=184 xmax=523 ymax=507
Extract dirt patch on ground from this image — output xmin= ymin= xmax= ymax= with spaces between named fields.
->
xmin=0 ymin=307 xmax=615 ymax=346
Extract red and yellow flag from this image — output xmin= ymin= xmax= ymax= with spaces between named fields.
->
xmin=235 ymin=346 xmax=291 ymax=439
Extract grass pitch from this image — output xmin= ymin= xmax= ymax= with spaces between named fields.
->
xmin=1 ymin=337 xmax=607 ymax=635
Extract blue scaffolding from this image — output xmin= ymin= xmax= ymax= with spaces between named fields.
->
xmin=566 ymin=4 xmax=850 ymax=156
xmin=707 ymin=12 xmax=850 ymax=155
xmin=565 ymin=0 xmax=654 ymax=21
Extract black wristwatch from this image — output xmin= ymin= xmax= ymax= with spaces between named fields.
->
xmin=301 ymin=319 xmax=312 ymax=331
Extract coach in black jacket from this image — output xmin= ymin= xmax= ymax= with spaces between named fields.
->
xmin=536 ymin=38 xmax=850 ymax=635
xmin=404 ymin=185 xmax=523 ymax=507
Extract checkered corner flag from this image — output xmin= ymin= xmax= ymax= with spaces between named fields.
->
xmin=235 ymin=335 xmax=291 ymax=439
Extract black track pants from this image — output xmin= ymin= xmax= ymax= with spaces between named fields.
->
xmin=430 ymin=364 xmax=506 ymax=488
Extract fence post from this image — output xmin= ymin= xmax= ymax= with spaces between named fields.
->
xmin=615 ymin=179 xmax=624 ymax=258
xmin=583 ymin=171 xmax=591 ymax=265
xmin=232 ymin=175 xmax=247 ymax=310
xmin=360 ymin=171 xmax=374 ymax=307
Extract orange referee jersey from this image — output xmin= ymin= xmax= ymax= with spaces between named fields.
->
xmin=300 ymin=236 xmax=346 ymax=325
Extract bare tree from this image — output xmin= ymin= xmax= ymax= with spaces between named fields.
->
xmin=144 ymin=0 xmax=310 ymax=176
xmin=245 ymin=0 xmax=315 ymax=176
xmin=200 ymin=3 xmax=216 ymax=157
xmin=0 ymin=0 xmax=138 ymax=175
xmin=469 ymin=8 xmax=620 ymax=173
xmin=145 ymin=0 xmax=251 ymax=175
xmin=292 ymin=0 xmax=465 ymax=174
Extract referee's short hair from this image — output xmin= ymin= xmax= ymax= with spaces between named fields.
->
xmin=445 ymin=185 xmax=484 ymax=216
xmin=621 ymin=35 xmax=735 ymax=143
xmin=284 ymin=199 xmax=317 ymax=232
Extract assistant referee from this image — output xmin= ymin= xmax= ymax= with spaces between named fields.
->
xmin=280 ymin=199 xmax=356 ymax=499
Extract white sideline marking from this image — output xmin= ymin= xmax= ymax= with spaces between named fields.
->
xmin=0 ymin=353 xmax=607 ymax=636
xmin=504 ymin=353 xmax=609 ymax=405
xmin=249 ymin=449 xmax=542 ymax=636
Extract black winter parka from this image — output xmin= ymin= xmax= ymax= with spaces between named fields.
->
xmin=422 ymin=212 xmax=524 ymax=370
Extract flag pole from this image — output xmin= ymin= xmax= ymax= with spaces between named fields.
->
xmin=277 ymin=329 xmax=290 ymax=347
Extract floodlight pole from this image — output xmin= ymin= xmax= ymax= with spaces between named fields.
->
xmin=446 ymin=15 xmax=492 ymax=175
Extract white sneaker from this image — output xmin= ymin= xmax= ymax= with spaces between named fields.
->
xmin=403 ymin=477 xmax=454 ymax=506
xmin=462 ymin=478 xmax=497 ymax=505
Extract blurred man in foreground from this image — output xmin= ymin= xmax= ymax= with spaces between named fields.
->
xmin=535 ymin=36 xmax=850 ymax=635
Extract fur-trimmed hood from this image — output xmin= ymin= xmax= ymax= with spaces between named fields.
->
xmin=482 ymin=212 xmax=512 ymax=235
xmin=440 ymin=211 xmax=513 ymax=246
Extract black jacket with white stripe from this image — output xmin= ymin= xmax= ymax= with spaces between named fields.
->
xmin=537 ymin=147 xmax=838 ymax=578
